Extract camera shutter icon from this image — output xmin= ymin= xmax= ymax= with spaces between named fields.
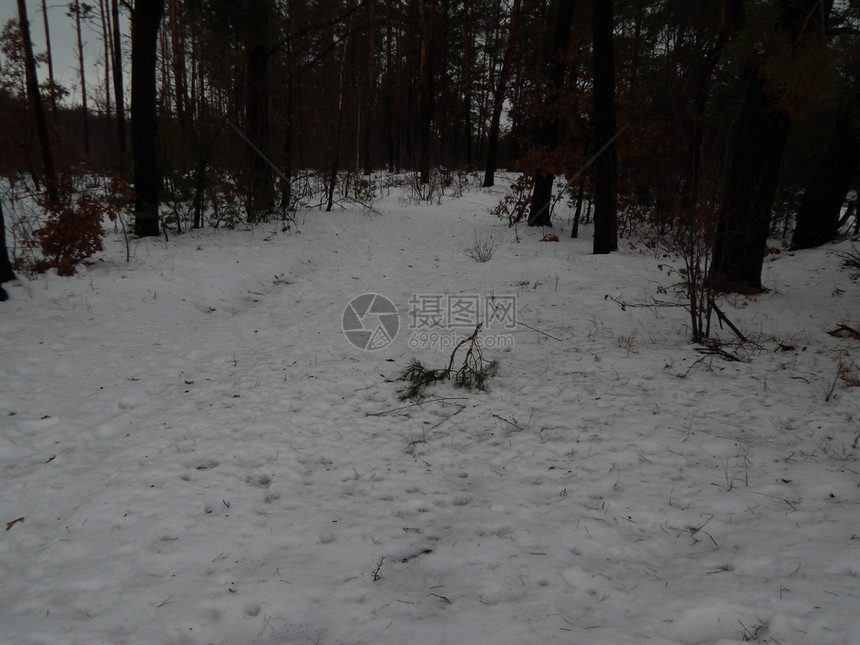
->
xmin=342 ymin=293 xmax=399 ymax=350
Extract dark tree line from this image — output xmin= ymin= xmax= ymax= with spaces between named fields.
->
xmin=1 ymin=0 xmax=858 ymax=295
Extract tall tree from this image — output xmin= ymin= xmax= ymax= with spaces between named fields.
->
xmin=483 ymin=0 xmax=521 ymax=188
xmin=40 ymin=0 xmax=57 ymax=115
xmin=111 ymin=0 xmax=127 ymax=156
xmin=242 ymin=0 xmax=275 ymax=221
xmin=417 ymin=0 xmax=438 ymax=184
xmin=592 ymin=0 xmax=618 ymax=253
xmin=709 ymin=0 xmax=830 ymax=292
xmin=682 ymin=0 xmax=743 ymax=213
xmin=0 ymin=197 xmax=14 ymax=302
xmin=70 ymin=0 xmax=92 ymax=157
xmin=527 ymin=0 xmax=576 ymax=227
xmin=131 ymin=0 xmax=165 ymax=237
xmin=461 ymin=0 xmax=474 ymax=169
xmin=360 ymin=0 xmax=377 ymax=175
xmin=17 ymin=0 xmax=56 ymax=199
xmin=98 ymin=0 xmax=113 ymax=132
xmin=791 ymin=105 xmax=860 ymax=249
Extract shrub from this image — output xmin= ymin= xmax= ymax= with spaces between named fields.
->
xmin=465 ymin=231 xmax=498 ymax=262
xmin=33 ymin=176 xmax=124 ymax=276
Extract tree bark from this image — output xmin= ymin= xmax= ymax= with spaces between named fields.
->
xmin=361 ymin=0 xmax=376 ymax=175
xmin=17 ymin=0 xmax=56 ymax=200
xmin=461 ymin=1 xmax=473 ymax=169
xmin=709 ymin=68 xmax=790 ymax=291
xmin=384 ymin=1 xmax=396 ymax=173
xmin=527 ymin=0 xmax=576 ymax=227
xmin=99 ymin=0 xmax=113 ymax=134
xmin=417 ymin=0 xmax=437 ymax=185
xmin=483 ymin=0 xmax=521 ymax=188
xmin=709 ymin=0 xmax=827 ymax=291
xmin=592 ymin=0 xmax=618 ymax=253
xmin=111 ymin=0 xmax=127 ymax=156
xmin=244 ymin=0 xmax=274 ymax=222
xmin=683 ymin=0 xmax=743 ymax=212
xmin=40 ymin=0 xmax=57 ymax=116
xmin=0 ymin=197 xmax=15 ymax=301
xmin=791 ymin=106 xmax=860 ymax=249
xmin=131 ymin=0 xmax=166 ymax=238
xmin=72 ymin=0 xmax=91 ymax=157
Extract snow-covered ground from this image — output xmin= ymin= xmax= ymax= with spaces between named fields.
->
xmin=1 ymin=180 xmax=858 ymax=645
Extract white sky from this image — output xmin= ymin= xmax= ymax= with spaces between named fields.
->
xmin=0 ymin=0 xmax=128 ymax=104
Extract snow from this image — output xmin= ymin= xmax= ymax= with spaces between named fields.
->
xmin=1 ymin=180 xmax=858 ymax=645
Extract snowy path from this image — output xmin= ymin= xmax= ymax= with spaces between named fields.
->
xmin=2 ymin=190 xmax=859 ymax=645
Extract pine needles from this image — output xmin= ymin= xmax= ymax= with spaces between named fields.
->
xmin=397 ymin=323 xmax=500 ymax=400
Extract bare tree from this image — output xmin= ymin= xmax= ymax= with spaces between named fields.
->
xmin=69 ymin=0 xmax=91 ymax=157
xmin=40 ymin=0 xmax=58 ymax=115
xmin=131 ymin=0 xmax=166 ymax=237
xmin=111 ymin=0 xmax=127 ymax=156
xmin=592 ymin=0 xmax=617 ymax=253
xmin=483 ymin=0 xmax=521 ymax=188
xmin=17 ymin=0 xmax=56 ymax=199
xmin=527 ymin=0 xmax=576 ymax=227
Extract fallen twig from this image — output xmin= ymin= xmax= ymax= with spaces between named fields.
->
xmin=827 ymin=324 xmax=860 ymax=340
xmin=5 ymin=517 xmax=24 ymax=531
xmin=710 ymin=301 xmax=747 ymax=342
xmin=695 ymin=345 xmax=741 ymax=362
xmin=493 ymin=414 xmax=527 ymax=432
xmin=371 ymin=556 xmax=385 ymax=582
xmin=367 ymin=397 xmax=468 ymax=416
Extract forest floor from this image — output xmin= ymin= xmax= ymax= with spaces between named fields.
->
xmin=2 ymin=178 xmax=859 ymax=645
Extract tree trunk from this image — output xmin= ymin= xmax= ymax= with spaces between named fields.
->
xmin=361 ymin=0 xmax=376 ymax=175
xmin=0 ymin=197 xmax=15 ymax=301
xmin=192 ymin=159 xmax=206 ymax=229
xmin=281 ymin=73 xmax=296 ymax=215
xmin=483 ymin=0 xmax=521 ymax=188
xmin=168 ymin=0 xmax=188 ymax=132
xmin=17 ymin=0 xmax=56 ymax=200
xmin=73 ymin=0 xmax=91 ymax=157
xmin=571 ymin=183 xmax=584 ymax=238
xmin=592 ymin=0 xmax=618 ymax=253
xmin=791 ymin=107 xmax=860 ymax=249
xmin=384 ymin=1 xmax=396 ymax=173
xmin=710 ymin=68 xmax=790 ymax=291
xmin=131 ymin=0 xmax=166 ymax=238
xmin=417 ymin=0 xmax=437 ymax=185
xmin=244 ymin=0 xmax=274 ymax=222
xmin=327 ymin=51 xmax=346 ymax=212
xmin=111 ymin=0 xmax=127 ymax=156
xmin=527 ymin=0 xmax=575 ymax=227
xmin=40 ymin=0 xmax=57 ymax=116
xmin=99 ymin=0 xmax=113 ymax=136
xmin=709 ymin=0 xmax=827 ymax=291
xmin=461 ymin=2 xmax=473 ymax=169
xmin=683 ymin=0 xmax=742 ymax=212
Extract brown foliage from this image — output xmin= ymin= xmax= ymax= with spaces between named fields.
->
xmin=32 ymin=175 xmax=127 ymax=276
